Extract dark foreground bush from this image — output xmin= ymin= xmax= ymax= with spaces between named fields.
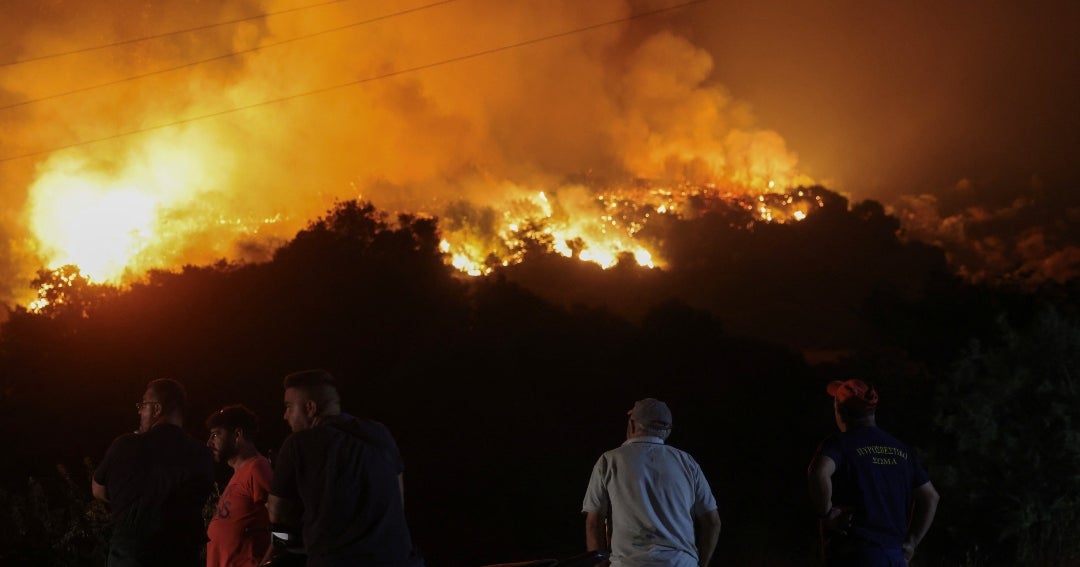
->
xmin=0 ymin=459 xmax=109 ymax=566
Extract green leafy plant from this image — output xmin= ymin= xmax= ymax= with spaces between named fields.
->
xmin=0 ymin=459 xmax=110 ymax=566
xmin=930 ymin=306 xmax=1080 ymax=565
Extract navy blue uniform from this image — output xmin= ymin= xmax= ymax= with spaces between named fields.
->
xmin=815 ymin=425 xmax=929 ymax=566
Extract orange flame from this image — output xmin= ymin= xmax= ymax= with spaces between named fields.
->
xmin=5 ymin=0 xmax=818 ymax=309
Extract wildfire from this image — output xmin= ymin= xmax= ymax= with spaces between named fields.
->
xmin=437 ymin=187 xmax=660 ymax=277
xmin=24 ymin=131 xmax=289 ymax=294
xmin=6 ymin=0 xmax=824 ymax=310
xmin=436 ymin=182 xmax=825 ymax=277
xmin=30 ymin=179 xmax=157 ymax=281
xmin=25 ymin=162 xmax=824 ymax=313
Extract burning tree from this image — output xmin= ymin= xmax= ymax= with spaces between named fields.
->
xmin=28 ymin=265 xmax=115 ymax=320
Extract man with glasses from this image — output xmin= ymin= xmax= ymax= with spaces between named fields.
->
xmin=93 ymin=378 xmax=215 ymax=567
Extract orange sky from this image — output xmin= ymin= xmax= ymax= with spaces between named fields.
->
xmin=685 ymin=1 xmax=1079 ymax=200
xmin=1 ymin=0 xmax=1077 ymax=306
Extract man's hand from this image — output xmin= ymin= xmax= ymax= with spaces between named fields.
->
xmin=902 ymin=541 xmax=915 ymax=563
xmin=91 ymin=479 xmax=108 ymax=503
xmin=259 ymin=543 xmax=279 ymax=566
xmin=820 ymin=507 xmax=853 ymax=534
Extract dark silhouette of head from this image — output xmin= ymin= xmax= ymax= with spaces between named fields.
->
xmin=147 ymin=378 xmax=187 ymax=416
xmin=282 ymin=369 xmax=341 ymax=432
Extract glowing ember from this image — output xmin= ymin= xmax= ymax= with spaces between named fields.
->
xmin=436 ymin=182 xmax=826 ymax=277
xmin=26 ymin=265 xmax=87 ymax=313
xmin=435 ymin=186 xmax=664 ymax=277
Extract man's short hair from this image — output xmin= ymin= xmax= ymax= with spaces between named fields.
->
xmin=147 ymin=378 xmax=187 ymax=416
xmin=283 ymin=369 xmax=340 ymax=411
xmin=205 ymin=404 xmax=260 ymax=440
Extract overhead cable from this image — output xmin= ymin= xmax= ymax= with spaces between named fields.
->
xmin=0 ymin=0 xmax=710 ymax=163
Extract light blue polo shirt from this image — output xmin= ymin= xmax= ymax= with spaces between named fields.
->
xmin=582 ymin=437 xmax=717 ymax=567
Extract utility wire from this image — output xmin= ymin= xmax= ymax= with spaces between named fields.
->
xmin=0 ymin=0 xmax=710 ymax=164
xmin=1 ymin=0 xmax=353 ymax=67
xmin=1 ymin=0 xmax=460 ymax=111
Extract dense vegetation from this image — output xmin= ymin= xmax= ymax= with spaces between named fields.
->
xmin=1 ymin=193 xmax=1077 ymax=566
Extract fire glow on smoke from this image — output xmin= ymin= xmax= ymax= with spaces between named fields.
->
xmin=6 ymin=0 xmax=820 ymax=310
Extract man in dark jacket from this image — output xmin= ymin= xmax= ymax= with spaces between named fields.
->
xmin=267 ymin=369 xmax=423 ymax=567
xmin=93 ymin=378 xmax=215 ymax=567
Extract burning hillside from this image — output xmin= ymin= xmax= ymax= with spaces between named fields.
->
xmin=1 ymin=0 xmax=814 ymax=309
xmin=2 ymin=0 xmax=1076 ymax=315
xmin=436 ymin=181 xmax=827 ymax=276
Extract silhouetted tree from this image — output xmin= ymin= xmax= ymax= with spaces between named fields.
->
xmin=29 ymin=265 xmax=115 ymax=322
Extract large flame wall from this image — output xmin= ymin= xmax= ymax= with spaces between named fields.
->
xmin=1 ymin=0 xmax=807 ymax=308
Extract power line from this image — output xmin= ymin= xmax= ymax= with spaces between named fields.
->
xmin=1 ymin=0 xmax=353 ymax=67
xmin=0 ymin=0 xmax=710 ymax=164
xmin=0 ymin=0 xmax=461 ymax=111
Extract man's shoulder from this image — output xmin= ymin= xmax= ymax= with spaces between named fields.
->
xmin=848 ymin=425 xmax=910 ymax=447
xmin=871 ymin=426 xmax=910 ymax=445
xmin=604 ymin=440 xmax=697 ymax=462
xmin=241 ymin=454 xmax=274 ymax=473
xmin=149 ymin=423 xmax=203 ymax=444
xmin=657 ymin=443 xmax=707 ymax=471
xmin=147 ymin=425 xmax=213 ymax=469
xmin=333 ymin=414 xmax=392 ymax=432
xmin=279 ymin=427 xmax=317 ymax=451
xmin=285 ymin=416 xmax=393 ymax=443
xmin=820 ymin=426 xmax=913 ymax=455
xmin=109 ymin=431 xmax=143 ymax=449
xmin=325 ymin=414 xmax=399 ymax=445
xmin=97 ymin=432 xmax=142 ymax=477
xmin=816 ymin=431 xmax=843 ymax=448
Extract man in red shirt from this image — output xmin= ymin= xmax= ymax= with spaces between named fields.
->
xmin=205 ymin=405 xmax=273 ymax=567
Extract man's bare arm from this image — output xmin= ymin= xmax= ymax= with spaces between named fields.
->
xmin=585 ymin=511 xmax=608 ymax=552
xmin=695 ymin=508 xmax=721 ymax=567
xmin=91 ymin=479 xmax=108 ymax=503
xmin=264 ymin=495 xmax=303 ymax=564
xmin=903 ymin=481 xmax=940 ymax=560
xmin=267 ymin=494 xmax=302 ymax=526
xmin=807 ymin=455 xmax=836 ymax=517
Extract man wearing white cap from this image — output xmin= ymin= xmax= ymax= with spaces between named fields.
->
xmin=582 ymin=398 xmax=721 ymax=567
xmin=808 ymin=379 xmax=940 ymax=566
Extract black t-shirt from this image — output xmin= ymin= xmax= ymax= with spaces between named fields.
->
xmin=94 ymin=423 xmax=215 ymax=547
xmin=270 ymin=414 xmax=420 ymax=566
xmin=816 ymin=425 xmax=930 ymax=547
